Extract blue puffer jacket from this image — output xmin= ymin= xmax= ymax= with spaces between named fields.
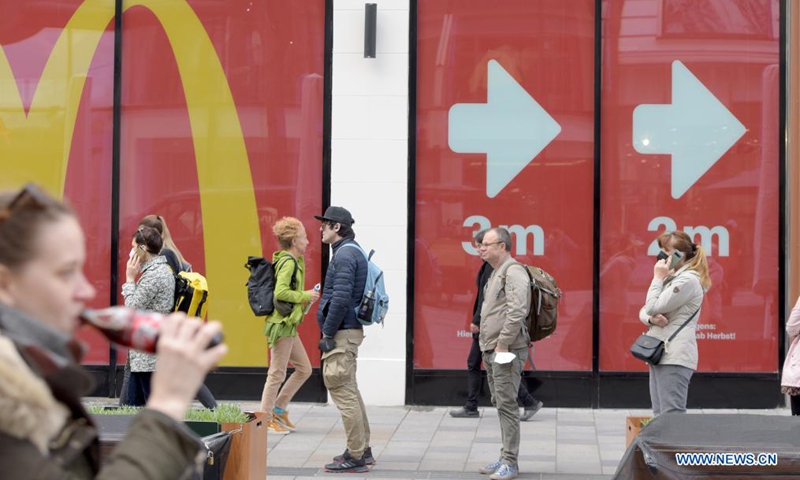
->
xmin=317 ymin=237 xmax=368 ymax=337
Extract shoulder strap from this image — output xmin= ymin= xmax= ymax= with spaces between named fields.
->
xmin=276 ymin=256 xmax=299 ymax=290
xmin=666 ymin=303 xmax=702 ymax=343
xmin=498 ymin=261 xmax=532 ymax=342
xmin=340 ymin=242 xmax=368 ymax=259
xmin=496 ymin=258 xmax=522 ymax=279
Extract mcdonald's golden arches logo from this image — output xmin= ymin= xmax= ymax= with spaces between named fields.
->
xmin=0 ymin=0 xmax=263 ymax=365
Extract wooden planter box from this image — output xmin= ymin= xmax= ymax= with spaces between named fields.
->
xmin=221 ymin=411 xmax=267 ymax=480
xmin=625 ymin=416 xmax=652 ymax=448
xmin=185 ymin=420 xmax=221 ymax=438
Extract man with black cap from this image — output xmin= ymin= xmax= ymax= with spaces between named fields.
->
xmin=314 ymin=206 xmax=374 ymax=473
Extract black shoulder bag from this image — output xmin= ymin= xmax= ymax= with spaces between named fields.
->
xmin=630 ymin=306 xmax=701 ymax=365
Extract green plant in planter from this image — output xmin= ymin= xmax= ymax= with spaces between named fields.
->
xmin=184 ymin=403 xmax=250 ymax=424
xmin=184 ymin=403 xmax=250 ymax=437
xmin=86 ymin=403 xmax=248 ymax=423
xmin=86 ymin=405 xmax=141 ymax=415
xmin=640 ymin=417 xmax=653 ymax=428
xmin=87 ymin=403 xmax=251 ymax=437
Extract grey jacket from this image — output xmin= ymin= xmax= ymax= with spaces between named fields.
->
xmin=122 ymin=256 xmax=175 ymax=372
xmin=0 ymin=303 xmax=202 ymax=479
xmin=479 ymin=256 xmax=531 ymax=352
xmin=638 ymin=265 xmax=704 ymax=370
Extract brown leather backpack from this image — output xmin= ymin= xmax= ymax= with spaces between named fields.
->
xmin=521 ymin=265 xmax=561 ymax=342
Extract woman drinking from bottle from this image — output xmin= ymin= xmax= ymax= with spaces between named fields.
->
xmin=0 ymin=183 xmax=227 ymax=478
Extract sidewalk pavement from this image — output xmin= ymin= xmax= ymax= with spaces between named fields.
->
xmin=249 ymin=401 xmax=790 ymax=480
xmin=84 ymin=397 xmax=790 ymax=479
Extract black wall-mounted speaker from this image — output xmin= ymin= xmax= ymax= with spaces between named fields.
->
xmin=364 ymin=3 xmax=377 ymax=58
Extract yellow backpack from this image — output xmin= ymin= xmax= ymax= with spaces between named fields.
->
xmin=174 ymin=271 xmax=209 ymax=319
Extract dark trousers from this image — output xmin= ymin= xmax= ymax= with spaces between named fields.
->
xmin=120 ymin=361 xmax=218 ymax=408
xmin=127 ymin=371 xmax=153 ymax=406
xmin=465 ymin=334 xmax=539 ymax=411
xmin=791 ymin=395 xmax=800 ymax=416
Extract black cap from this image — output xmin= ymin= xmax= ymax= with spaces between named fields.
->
xmin=314 ymin=206 xmax=354 ymax=226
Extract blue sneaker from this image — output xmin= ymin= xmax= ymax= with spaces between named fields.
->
xmin=478 ymin=460 xmax=502 ymax=475
xmin=489 ymin=463 xmax=518 ymax=480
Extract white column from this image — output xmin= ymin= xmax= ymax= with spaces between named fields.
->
xmin=330 ymin=0 xmax=410 ymax=405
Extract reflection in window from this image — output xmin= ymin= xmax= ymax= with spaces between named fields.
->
xmin=661 ymin=0 xmax=774 ymax=38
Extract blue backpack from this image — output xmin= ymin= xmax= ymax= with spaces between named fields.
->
xmin=341 ymin=243 xmax=389 ymax=326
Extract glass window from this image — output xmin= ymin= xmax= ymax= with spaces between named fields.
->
xmin=416 ymin=0 xmax=596 ymax=371
xmin=599 ymin=0 xmax=780 ymax=372
xmin=0 ymin=0 xmax=115 ymax=364
xmin=118 ymin=0 xmax=326 ymax=367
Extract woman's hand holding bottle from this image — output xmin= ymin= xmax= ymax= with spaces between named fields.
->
xmin=304 ymin=283 xmax=321 ymax=314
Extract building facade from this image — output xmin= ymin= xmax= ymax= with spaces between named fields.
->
xmin=0 ymin=0 xmax=797 ymax=408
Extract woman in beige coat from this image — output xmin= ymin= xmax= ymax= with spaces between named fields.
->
xmin=638 ymin=230 xmax=710 ymax=415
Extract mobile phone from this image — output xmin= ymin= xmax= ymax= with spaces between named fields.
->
xmin=669 ymin=250 xmax=683 ymax=269
xmin=656 ymin=249 xmax=683 ymax=269
xmin=129 ymin=245 xmax=146 ymax=261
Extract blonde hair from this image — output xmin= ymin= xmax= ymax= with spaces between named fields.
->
xmin=657 ymin=230 xmax=712 ymax=290
xmin=273 ymin=217 xmax=304 ymax=250
xmin=138 ymin=214 xmax=187 ymax=267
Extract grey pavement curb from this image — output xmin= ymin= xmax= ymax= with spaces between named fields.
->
xmin=82 ymin=398 xmax=790 ymax=479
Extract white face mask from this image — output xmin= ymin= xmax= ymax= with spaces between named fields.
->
xmin=129 ymin=247 xmax=137 ymax=260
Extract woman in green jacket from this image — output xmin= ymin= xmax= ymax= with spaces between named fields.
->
xmin=260 ymin=217 xmax=319 ymax=434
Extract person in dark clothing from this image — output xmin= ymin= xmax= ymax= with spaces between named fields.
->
xmin=315 ymin=206 xmax=374 ymax=473
xmin=450 ymin=229 xmax=543 ymax=420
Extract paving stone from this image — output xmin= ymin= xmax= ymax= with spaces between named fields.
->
xmin=418 ymin=460 xmax=466 ymax=471
xmin=83 ymin=399 xmax=789 ymax=480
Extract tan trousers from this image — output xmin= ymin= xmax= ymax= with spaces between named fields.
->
xmin=322 ymin=329 xmax=371 ymax=459
xmin=260 ymin=335 xmax=312 ymax=417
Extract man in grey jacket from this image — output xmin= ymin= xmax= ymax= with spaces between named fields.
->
xmin=476 ymin=228 xmax=531 ymax=480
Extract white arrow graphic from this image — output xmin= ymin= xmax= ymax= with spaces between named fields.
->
xmin=633 ymin=60 xmax=746 ymax=199
xmin=449 ymin=60 xmax=561 ymax=198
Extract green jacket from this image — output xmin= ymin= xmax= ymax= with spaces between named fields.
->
xmin=264 ymin=251 xmax=311 ymax=347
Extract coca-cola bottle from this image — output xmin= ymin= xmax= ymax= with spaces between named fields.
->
xmin=80 ymin=306 xmax=222 ymax=353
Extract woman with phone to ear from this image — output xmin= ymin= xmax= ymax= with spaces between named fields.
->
xmin=117 ymin=214 xmax=218 ymax=409
xmin=638 ymin=230 xmax=710 ymax=415
xmin=0 ymin=184 xmax=227 ymax=478
xmin=123 ymin=226 xmax=177 ymax=406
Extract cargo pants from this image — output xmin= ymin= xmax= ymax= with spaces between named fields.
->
xmin=483 ymin=347 xmax=528 ymax=467
xmin=322 ymin=328 xmax=371 ymax=460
